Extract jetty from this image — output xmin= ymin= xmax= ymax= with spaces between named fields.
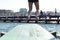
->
xmin=0 ymin=15 xmax=60 ymax=23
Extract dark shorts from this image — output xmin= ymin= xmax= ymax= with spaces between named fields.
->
xmin=28 ymin=0 xmax=39 ymax=2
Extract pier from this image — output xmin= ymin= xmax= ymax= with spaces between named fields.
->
xmin=0 ymin=15 xmax=60 ymax=24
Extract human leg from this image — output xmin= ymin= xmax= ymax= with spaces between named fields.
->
xmin=28 ymin=2 xmax=33 ymax=17
xmin=34 ymin=2 xmax=39 ymax=16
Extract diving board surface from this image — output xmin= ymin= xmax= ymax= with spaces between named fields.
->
xmin=0 ymin=24 xmax=56 ymax=40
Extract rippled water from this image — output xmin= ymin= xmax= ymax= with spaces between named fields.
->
xmin=0 ymin=22 xmax=60 ymax=35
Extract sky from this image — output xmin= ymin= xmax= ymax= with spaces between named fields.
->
xmin=0 ymin=0 xmax=60 ymax=12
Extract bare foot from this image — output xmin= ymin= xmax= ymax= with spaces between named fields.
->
xmin=35 ymin=11 xmax=39 ymax=20
xmin=27 ymin=13 xmax=30 ymax=20
xmin=27 ymin=12 xmax=30 ymax=20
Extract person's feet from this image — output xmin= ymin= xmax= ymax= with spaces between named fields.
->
xmin=35 ymin=11 xmax=39 ymax=20
xmin=27 ymin=12 xmax=30 ymax=20
xmin=27 ymin=15 xmax=30 ymax=20
xmin=27 ymin=11 xmax=39 ymax=20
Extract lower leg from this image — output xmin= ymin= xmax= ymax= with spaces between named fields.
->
xmin=28 ymin=10 xmax=31 ymax=17
xmin=35 ymin=10 xmax=39 ymax=17
xmin=28 ymin=2 xmax=33 ymax=17
xmin=35 ymin=10 xmax=39 ymax=20
xmin=34 ymin=2 xmax=39 ymax=17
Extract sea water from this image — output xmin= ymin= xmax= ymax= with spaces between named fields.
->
xmin=0 ymin=24 xmax=57 ymax=40
xmin=0 ymin=22 xmax=59 ymax=34
xmin=0 ymin=22 xmax=60 ymax=40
